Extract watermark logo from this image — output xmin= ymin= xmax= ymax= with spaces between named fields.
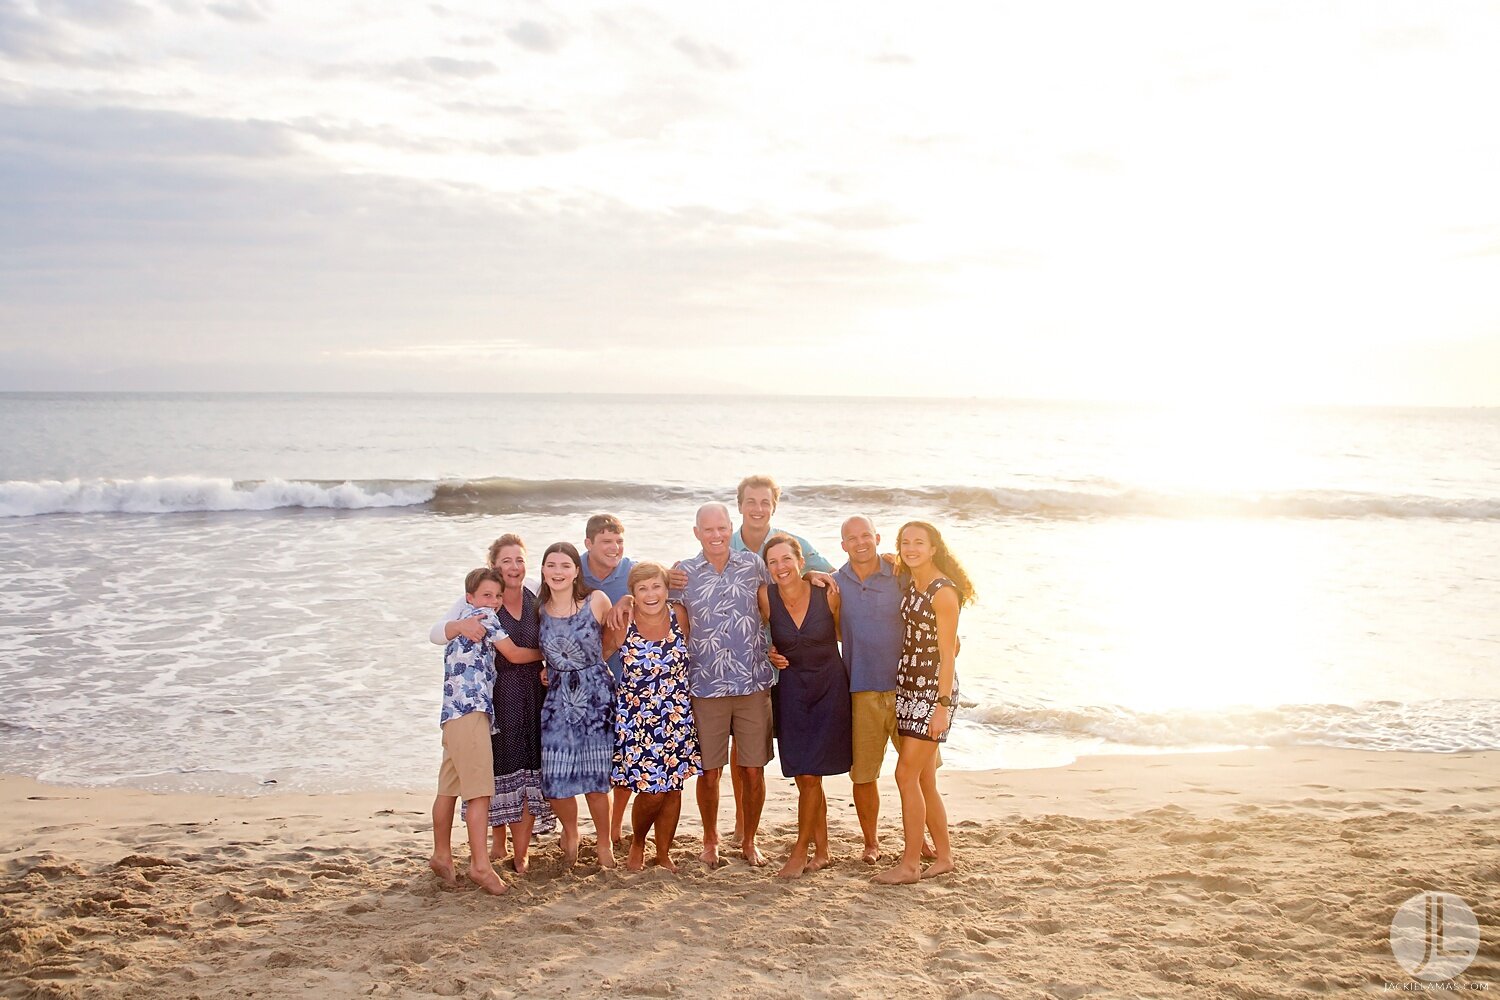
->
xmin=1390 ymin=892 xmax=1480 ymax=983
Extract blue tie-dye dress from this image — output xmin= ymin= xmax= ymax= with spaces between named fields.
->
xmin=539 ymin=601 xmax=617 ymax=799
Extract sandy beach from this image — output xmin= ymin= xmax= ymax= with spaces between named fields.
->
xmin=3 ymin=748 xmax=1496 ymax=999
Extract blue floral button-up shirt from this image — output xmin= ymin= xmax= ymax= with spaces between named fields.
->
xmin=674 ymin=549 xmax=772 ymax=698
xmin=439 ymin=604 xmax=509 ymax=731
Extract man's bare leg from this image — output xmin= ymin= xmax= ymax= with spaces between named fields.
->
xmin=695 ymin=767 xmax=723 ymax=866
xmin=610 ymin=786 xmax=631 ymax=846
xmin=429 ymin=794 xmax=459 ymax=886
xmin=852 ymin=779 xmax=881 ymax=863
xmin=729 ymin=746 xmax=745 ymax=843
xmin=738 ymin=764 xmax=767 ymax=866
xmin=464 ymin=796 xmax=507 ymax=894
xmin=584 ymin=791 xmax=616 ymax=869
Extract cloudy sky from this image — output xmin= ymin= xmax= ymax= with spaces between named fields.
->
xmin=2 ymin=0 xmax=1498 ymax=403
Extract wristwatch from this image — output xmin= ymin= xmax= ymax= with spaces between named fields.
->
xmin=935 ymin=694 xmax=954 ymax=707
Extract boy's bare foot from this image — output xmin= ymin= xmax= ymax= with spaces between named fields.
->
xmin=921 ymin=838 xmax=938 ymax=861
xmin=871 ymin=862 xmax=922 ymax=885
xmin=468 ymin=863 xmax=508 ymax=895
xmin=428 ymin=855 xmax=458 ymax=887
xmin=741 ymin=840 xmax=766 ymax=867
xmin=920 ymin=858 xmax=955 ymax=879
xmin=776 ymin=850 xmax=808 ymax=880
xmin=861 ymin=843 xmax=881 ymax=864
xmin=655 ymin=853 xmax=678 ymax=873
xmin=699 ymin=841 xmax=721 ymax=867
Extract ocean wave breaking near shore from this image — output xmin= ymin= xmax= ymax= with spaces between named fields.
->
xmin=969 ymin=698 xmax=1500 ymax=754
xmin=4 ymin=475 xmax=1500 ymax=521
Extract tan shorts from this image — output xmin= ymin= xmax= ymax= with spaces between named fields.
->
xmin=850 ymin=690 xmax=940 ymax=784
xmin=437 ymin=711 xmax=494 ymax=802
xmin=691 ymin=691 xmax=773 ymax=771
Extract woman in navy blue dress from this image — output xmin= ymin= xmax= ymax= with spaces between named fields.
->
xmin=759 ymin=534 xmax=851 ymax=879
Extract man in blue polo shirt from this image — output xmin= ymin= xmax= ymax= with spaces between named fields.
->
xmin=837 ymin=514 xmax=934 ymax=864
xmin=580 ymin=513 xmax=634 ymax=848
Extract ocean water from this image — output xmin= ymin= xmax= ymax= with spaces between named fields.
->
xmin=1 ymin=392 xmax=1497 ymax=793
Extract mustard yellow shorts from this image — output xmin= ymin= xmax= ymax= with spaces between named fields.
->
xmin=437 ymin=711 xmax=494 ymax=802
xmin=851 ymin=690 xmax=939 ymax=784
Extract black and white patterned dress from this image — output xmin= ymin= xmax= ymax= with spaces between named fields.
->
xmin=894 ymin=578 xmax=959 ymax=743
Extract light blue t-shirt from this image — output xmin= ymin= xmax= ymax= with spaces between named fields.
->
xmin=730 ymin=526 xmax=834 ymax=574
xmin=439 ymin=604 xmax=508 ymax=731
xmin=582 ymin=551 xmax=634 ymax=681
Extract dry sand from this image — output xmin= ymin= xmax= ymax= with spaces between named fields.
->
xmin=3 ymin=748 xmax=1497 ymax=999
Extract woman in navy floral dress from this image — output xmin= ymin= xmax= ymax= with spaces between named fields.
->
xmin=538 ymin=541 xmax=619 ymax=869
xmin=605 ymin=562 xmax=703 ymax=872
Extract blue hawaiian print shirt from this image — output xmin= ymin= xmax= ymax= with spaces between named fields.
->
xmin=673 ymin=549 xmax=772 ymax=698
xmin=439 ymin=604 xmax=509 ymax=732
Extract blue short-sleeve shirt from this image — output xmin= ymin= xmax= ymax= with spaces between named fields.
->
xmin=835 ymin=559 xmax=904 ymax=693
xmin=730 ymin=526 xmax=835 ymax=574
xmin=440 ymin=604 xmax=508 ymax=731
xmin=582 ymin=552 xmax=634 ymax=682
xmin=673 ymin=549 xmax=771 ymax=698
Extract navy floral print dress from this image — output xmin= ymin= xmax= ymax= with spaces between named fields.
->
xmin=611 ymin=609 xmax=703 ymax=793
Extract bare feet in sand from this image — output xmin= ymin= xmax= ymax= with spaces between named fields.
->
xmin=920 ymin=858 xmax=954 ymax=879
xmin=699 ymin=841 xmax=721 ymax=867
xmin=468 ymin=863 xmax=508 ymax=895
xmin=597 ymin=838 xmax=617 ymax=870
xmin=561 ymin=830 xmax=580 ymax=867
xmin=428 ymin=855 xmax=458 ymax=887
xmin=871 ymin=862 xmax=922 ymax=885
xmin=861 ymin=843 xmax=881 ymax=865
xmin=776 ymin=849 xmax=809 ymax=880
xmin=626 ymin=838 xmax=646 ymax=873
xmin=807 ymin=852 xmax=831 ymax=873
xmin=513 ymin=856 xmax=529 ymax=876
xmin=655 ymin=853 xmax=678 ymax=873
xmin=921 ymin=839 xmax=938 ymax=861
xmin=741 ymin=840 xmax=767 ymax=867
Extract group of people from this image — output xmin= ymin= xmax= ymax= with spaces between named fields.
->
xmin=428 ymin=475 xmax=974 ymax=895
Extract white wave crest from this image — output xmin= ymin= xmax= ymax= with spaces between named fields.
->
xmin=0 ymin=477 xmax=438 ymax=517
xmin=967 ymin=699 xmax=1500 ymax=754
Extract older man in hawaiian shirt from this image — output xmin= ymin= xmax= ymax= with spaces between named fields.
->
xmin=673 ymin=501 xmax=774 ymax=867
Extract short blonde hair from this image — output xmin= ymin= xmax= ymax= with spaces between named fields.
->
xmin=627 ymin=561 xmax=670 ymax=595
xmin=736 ymin=475 xmax=781 ymax=508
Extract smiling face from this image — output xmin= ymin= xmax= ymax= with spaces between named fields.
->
xmin=840 ymin=516 xmax=880 ymax=565
xmin=898 ymin=524 xmax=936 ymax=571
xmin=585 ymin=529 xmax=624 ymax=574
xmin=467 ymin=579 xmax=502 ymax=610
xmin=541 ymin=550 xmax=579 ymax=596
xmin=693 ymin=504 xmax=733 ymax=557
xmin=738 ymin=486 xmax=777 ymax=533
xmin=492 ymin=543 xmax=526 ymax=589
xmin=631 ymin=573 xmax=669 ymax=615
xmin=764 ymin=539 xmax=805 ymax=586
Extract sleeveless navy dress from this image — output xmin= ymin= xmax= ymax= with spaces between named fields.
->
xmin=767 ymin=585 xmax=852 ymax=778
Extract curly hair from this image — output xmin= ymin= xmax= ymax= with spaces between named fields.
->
xmin=895 ymin=521 xmax=975 ymax=607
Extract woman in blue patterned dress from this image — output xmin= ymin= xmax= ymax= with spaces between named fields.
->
xmin=872 ymin=521 xmax=975 ymax=887
xmin=604 ymin=561 xmax=703 ymax=872
xmin=538 ymin=541 xmax=619 ymax=869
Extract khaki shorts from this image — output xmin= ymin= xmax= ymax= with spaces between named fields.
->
xmin=437 ymin=711 xmax=494 ymax=802
xmin=692 ymin=691 xmax=774 ymax=771
xmin=850 ymin=690 xmax=940 ymax=784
